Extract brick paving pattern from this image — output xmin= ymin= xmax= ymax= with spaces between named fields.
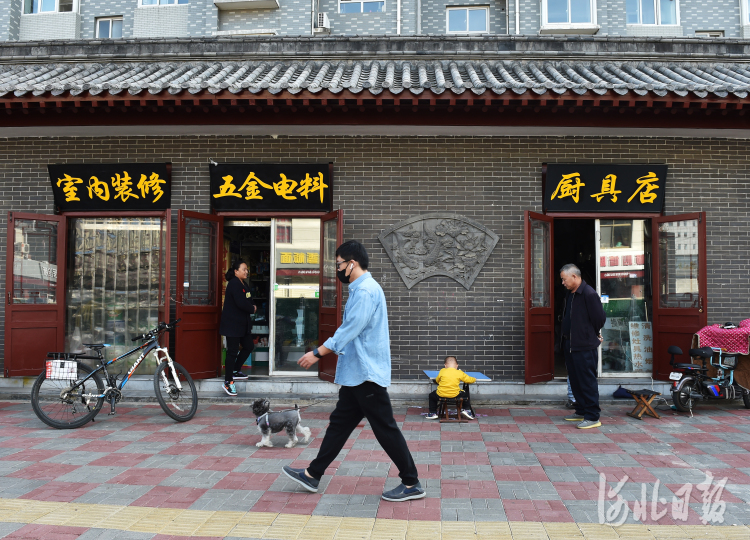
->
xmin=0 ymin=400 xmax=749 ymax=538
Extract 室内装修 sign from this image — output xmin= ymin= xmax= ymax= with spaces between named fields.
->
xmin=48 ymin=163 xmax=170 ymax=212
xmin=544 ymin=164 xmax=668 ymax=213
xmin=210 ymin=163 xmax=332 ymax=212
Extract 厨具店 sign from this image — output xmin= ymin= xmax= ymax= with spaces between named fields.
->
xmin=544 ymin=164 xmax=668 ymax=213
xmin=210 ymin=163 xmax=332 ymax=212
xmin=48 ymin=163 xmax=170 ymax=212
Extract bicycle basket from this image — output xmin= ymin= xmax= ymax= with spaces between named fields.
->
xmin=45 ymin=360 xmax=77 ymax=380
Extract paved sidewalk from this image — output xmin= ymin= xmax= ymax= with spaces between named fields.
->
xmin=1 ymin=399 xmax=749 ymax=539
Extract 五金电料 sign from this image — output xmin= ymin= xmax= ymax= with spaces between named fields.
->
xmin=210 ymin=163 xmax=332 ymax=212
xmin=544 ymin=164 xmax=668 ymax=213
xmin=48 ymin=163 xmax=170 ymax=212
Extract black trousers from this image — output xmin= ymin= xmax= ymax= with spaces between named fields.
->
xmin=563 ymin=343 xmax=600 ymax=421
xmin=308 ymin=382 xmax=419 ymax=486
xmin=225 ymin=334 xmax=253 ymax=382
xmin=428 ymin=390 xmax=471 ymax=414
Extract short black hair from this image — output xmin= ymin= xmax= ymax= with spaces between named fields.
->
xmin=336 ymin=240 xmax=369 ymax=270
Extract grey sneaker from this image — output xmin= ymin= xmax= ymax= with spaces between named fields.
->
xmin=564 ymin=414 xmax=585 ymax=422
xmin=382 ymin=481 xmax=425 ymax=502
xmin=282 ymin=465 xmax=319 ymax=493
xmin=577 ymin=419 xmax=602 ymax=429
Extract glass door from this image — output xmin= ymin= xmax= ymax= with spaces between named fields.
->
xmin=269 ymin=218 xmax=322 ymax=375
xmin=596 ymin=219 xmax=652 ymax=377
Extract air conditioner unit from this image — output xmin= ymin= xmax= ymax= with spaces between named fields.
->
xmin=315 ymin=12 xmax=330 ymax=32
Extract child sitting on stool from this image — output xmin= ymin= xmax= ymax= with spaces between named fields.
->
xmin=426 ymin=356 xmax=476 ymax=420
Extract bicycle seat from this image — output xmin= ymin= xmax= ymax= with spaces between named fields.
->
xmin=668 ymin=345 xmax=683 ymax=356
xmin=673 ymin=363 xmax=707 ymax=371
xmin=83 ymin=343 xmax=110 ymax=350
xmin=689 ymin=347 xmax=714 ymax=359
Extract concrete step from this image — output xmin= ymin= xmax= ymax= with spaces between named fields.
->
xmin=0 ymin=375 xmax=672 ymax=405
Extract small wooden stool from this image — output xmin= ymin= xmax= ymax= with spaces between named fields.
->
xmin=625 ymin=389 xmax=662 ymax=420
xmin=437 ymin=396 xmax=468 ymax=423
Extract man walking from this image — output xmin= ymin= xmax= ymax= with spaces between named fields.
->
xmin=559 ymin=264 xmax=606 ymax=429
xmin=282 ymin=240 xmax=424 ymax=502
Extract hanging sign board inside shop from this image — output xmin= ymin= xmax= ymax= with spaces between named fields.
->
xmin=543 ymin=164 xmax=668 ymax=213
xmin=210 ymin=163 xmax=332 ymax=212
xmin=48 ymin=163 xmax=170 ymax=212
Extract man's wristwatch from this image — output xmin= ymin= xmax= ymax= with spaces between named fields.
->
xmin=313 ymin=348 xmax=323 ymax=358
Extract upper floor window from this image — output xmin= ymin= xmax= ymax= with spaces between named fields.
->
xmin=447 ymin=7 xmax=489 ymax=34
xmin=339 ymin=0 xmax=385 ymax=13
xmin=97 ymin=17 xmax=123 ymax=38
xmin=626 ymin=0 xmax=677 ymax=25
xmin=23 ymin=0 xmax=73 ymax=13
xmin=546 ymin=0 xmax=592 ymax=24
xmin=141 ymin=0 xmax=189 ymax=5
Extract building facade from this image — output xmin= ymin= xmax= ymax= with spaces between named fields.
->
xmin=5 ymin=0 xmax=750 ymax=41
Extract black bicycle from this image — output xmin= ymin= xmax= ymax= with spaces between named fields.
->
xmin=31 ymin=319 xmax=198 ymax=429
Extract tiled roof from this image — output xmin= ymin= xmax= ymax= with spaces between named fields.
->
xmin=3 ymin=60 xmax=750 ymax=100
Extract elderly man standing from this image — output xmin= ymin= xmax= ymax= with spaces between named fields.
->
xmin=559 ymin=264 xmax=606 ymax=429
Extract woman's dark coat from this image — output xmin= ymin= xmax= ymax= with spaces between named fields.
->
xmin=220 ymin=277 xmax=255 ymax=337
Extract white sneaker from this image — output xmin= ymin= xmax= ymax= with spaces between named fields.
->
xmin=425 ymin=413 xmax=438 ymax=420
xmin=461 ymin=410 xmax=475 ymax=420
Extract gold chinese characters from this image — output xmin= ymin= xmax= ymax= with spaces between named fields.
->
xmin=57 ymin=171 xmax=166 ymax=204
xmin=213 ymin=172 xmax=328 ymax=203
xmin=551 ymin=172 xmax=660 ymax=205
xmin=280 ymin=252 xmax=319 ymax=265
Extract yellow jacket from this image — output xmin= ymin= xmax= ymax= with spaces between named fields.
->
xmin=436 ymin=368 xmax=476 ymax=398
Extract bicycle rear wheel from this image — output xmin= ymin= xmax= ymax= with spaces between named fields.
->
xmin=31 ymin=361 xmax=105 ymax=429
xmin=154 ymin=360 xmax=198 ymax=422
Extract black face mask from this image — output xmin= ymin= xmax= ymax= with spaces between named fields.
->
xmin=336 ymin=263 xmax=352 ymax=284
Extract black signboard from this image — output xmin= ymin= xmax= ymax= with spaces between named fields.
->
xmin=210 ymin=163 xmax=332 ymax=212
xmin=48 ymin=163 xmax=170 ymax=212
xmin=544 ymin=164 xmax=667 ymax=213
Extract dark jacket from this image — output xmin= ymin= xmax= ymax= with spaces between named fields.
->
xmin=560 ymin=280 xmax=607 ymax=352
xmin=220 ymin=277 xmax=255 ymax=337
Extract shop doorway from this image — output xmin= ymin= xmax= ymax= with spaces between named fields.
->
xmin=524 ymin=211 xmax=707 ymax=383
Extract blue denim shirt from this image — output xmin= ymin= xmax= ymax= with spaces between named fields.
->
xmin=323 ymin=272 xmax=391 ymax=388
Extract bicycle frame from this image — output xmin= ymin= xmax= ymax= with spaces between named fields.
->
xmin=74 ymin=334 xmax=174 ymax=401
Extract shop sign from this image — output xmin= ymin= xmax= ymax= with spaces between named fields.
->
xmin=544 ymin=164 xmax=667 ymax=213
xmin=276 ymin=250 xmax=320 ymax=269
xmin=629 ymin=321 xmax=654 ymax=371
xmin=48 ymin=163 xmax=170 ymax=212
xmin=210 ymin=163 xmax=332 ymax=212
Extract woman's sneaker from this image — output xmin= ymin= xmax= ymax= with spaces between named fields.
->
xmin=223 ymin=381 xmax=237 ymax=396
xmin=461 ymin=410 xmax=475 ymax=420
xmin=233 ymin=371 xmax=249 ymax=380
xmin=425 ymin=413 xmax=438 ymax=420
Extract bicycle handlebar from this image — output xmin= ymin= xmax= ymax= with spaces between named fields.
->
xmin=130 ymin=319 xmax=181 ymax=342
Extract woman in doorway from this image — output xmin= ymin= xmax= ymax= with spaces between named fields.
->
xmin=220 ymin=259 xmax=256 ymax=396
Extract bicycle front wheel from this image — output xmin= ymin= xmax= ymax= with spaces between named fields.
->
xmin=154 ymin=361 xmax=198 ymax=422
xmin=31 ymin=361 xmax=105 ymax=429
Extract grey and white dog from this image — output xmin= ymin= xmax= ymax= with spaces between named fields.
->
xmin=251 ymin=399 xmax=311 ymax=448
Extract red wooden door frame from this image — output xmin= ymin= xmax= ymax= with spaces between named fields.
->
xmin=318 ymin=209 xmax=343 ymax=383
xmin=651 ymin=212 xmax=707 ymax=381
xmin=175 ymin=210 xmax=223 ymax=379
xmin=524 ymin=211 xmax=556 ymax=384
xmin=4 ymin=212 xmax=67 ymax=377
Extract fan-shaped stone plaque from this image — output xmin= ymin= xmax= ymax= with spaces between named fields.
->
xmin=378 ymin=213 xmax=499 ymax=290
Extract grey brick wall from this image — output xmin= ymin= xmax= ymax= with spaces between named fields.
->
xmin=133 ymin=5 xmax=190 ymax=38
xmin=680 ymin=0 xmax=741 ymax=37
xmin=189 ymin=0 xmax=219 ymax=37
xmin=218 ymin=3 xmax=309 ymax=35
xmin=1 ymin=135 xmax=749 ymax=381
xmin=80 ymin=0 xmax=134 ymax=40
xmin=420 ymin=0 xmax=506 ymax=35
xmin=19 ymin=12 xmax=81 ymax=41
xmin=0 ymin=0 xmax=21 ymax=41
xmin=321 ymin=0 xmax=398 ymax=35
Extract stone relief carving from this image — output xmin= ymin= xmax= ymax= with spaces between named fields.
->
xmin=378 ymin=213 xmax=499 ymax=290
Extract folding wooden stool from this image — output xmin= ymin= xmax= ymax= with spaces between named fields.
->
xmin=625 ymin=388 xmax=662 ymax=420
xmin=437 ymin=396 xmax=468 ymax=423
